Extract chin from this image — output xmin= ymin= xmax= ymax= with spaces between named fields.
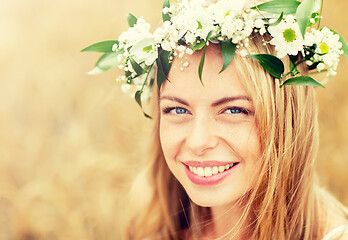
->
xmin=181 ymin=184 xmax=242 ymax=208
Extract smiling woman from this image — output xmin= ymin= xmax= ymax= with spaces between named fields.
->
xmin=125 ymin=35 xmax=348 ymax=240
xmin=82 ymin=0 xmax=348 ymax=239
xmin=159 ymin=44 xmax=261 ymax=210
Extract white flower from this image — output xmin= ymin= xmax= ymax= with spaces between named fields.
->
xmin=118 ymin=17 xmax=153 ymax=50
xmin=208 ymin=0 xmax=245 ymax=24
xmin=304 ymin=27 xmax=343 ymax=77
xmin=254 ymin=18 xmax=264 ymax=29
xmin=129 ymin=37 xmax=158 ymax=65
xmin=268 ymin=15 xmax=304 ymax=58
xmin=316 ymin=62 xmax=325 ymax=72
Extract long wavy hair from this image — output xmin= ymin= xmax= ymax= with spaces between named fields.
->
xmin=125 ymin=33 xmax=348 ymax=240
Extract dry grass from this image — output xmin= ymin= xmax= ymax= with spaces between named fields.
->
xmin=0 ymin=0 xmax=347 ymax=239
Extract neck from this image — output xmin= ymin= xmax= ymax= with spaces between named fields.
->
xmin=205 ymin=201 xmax=251 ymax=240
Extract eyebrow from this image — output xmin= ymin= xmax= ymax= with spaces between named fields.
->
xmin=211 ymin=96 xmax=251 ymax=107
xmin=159 ymin=95 xmax=251 ymax=107
xmin=159 ymin=96 xmax=189 ymax=106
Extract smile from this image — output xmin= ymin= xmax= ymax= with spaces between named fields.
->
xmin=187 ymin=163 xmax=238 ymax=177
xmin=183 ymin=161 xmax=240 ymax=185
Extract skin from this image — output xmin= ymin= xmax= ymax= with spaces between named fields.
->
xmin=159 ymin=44 xmax=262 ymax=238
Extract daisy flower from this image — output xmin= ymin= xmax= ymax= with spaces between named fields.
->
xmin=268 ymin=15 xmax=304 ymax=58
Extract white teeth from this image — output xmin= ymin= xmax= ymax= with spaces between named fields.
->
xmin=188 ymin=163 xmax=237 ymax=177
xmin=204 ymin=167 xmax=212 ymax=177
xmin=212 ymin=166 xmax=218 ymax=175
xmin=197 ymin=167 xmax=204 ymax=177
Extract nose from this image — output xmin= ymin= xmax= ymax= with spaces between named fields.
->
xmin=185 ymin=115 xmax=218 ymax=156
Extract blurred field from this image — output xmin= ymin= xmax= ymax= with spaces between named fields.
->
xmin=0 ymin=0 xmax=347 ymax=239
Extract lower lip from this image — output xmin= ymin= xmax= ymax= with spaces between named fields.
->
xmin=184 ymin=163 xmax=239 ymax=185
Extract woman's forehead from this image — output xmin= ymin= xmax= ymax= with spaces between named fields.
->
xmin=161 ymin=46 xmax=249 ymax=100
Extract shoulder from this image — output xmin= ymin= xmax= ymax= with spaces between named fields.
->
xmin=322 ymin=225 xmax=348 ymax=240
xmin=321 ymin=208 xmax=348 ymax=240
xmin=317 ymin=188 xmax=348 ymax=239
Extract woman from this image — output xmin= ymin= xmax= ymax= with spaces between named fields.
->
xmin=127 ymin=41 xmax=348 ymax=240
xmin=83 ymin=0 xmax=348 ymax=239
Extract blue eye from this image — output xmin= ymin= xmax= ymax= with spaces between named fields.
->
xmin=162 ymin=107 xmax=188 ymax=115
xmin=224 ymin=107 xmax=248 ymax=115
xmin=174 ymin=107 xmax=187 ymax=114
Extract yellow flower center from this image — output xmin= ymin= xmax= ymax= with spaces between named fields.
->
xmin=319 ymin=43 xmax=329 ymax=54
xmin=283 ymin=28 xmax=297 ymax=43
xmin=143 ymin=45 xmax=153 ymax=53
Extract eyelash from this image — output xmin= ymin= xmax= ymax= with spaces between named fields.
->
xmin=162 ymin=107 xmax=188 ymax=115
xmin=162 ymin=106 xmax=251 ymax=115
xmin=222 ymin=107 xmax=250 ymax=115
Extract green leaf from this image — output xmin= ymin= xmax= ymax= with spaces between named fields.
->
xmin=129 ymin=37 xmax=156 ymax=57
xmin=135 ymin=90 xmax=152 ymax=119
xmin=156 ymin=50 xmax=172 ymax=90
xmin=198 ymin=46 xmax=206 ymax=85
xmin=330 ymin=30 xmax=348 ymax=58
xmin=87 ymin=52 xmax=120 ymax=75
xmin=248 ymin=54 xmax=284 ymax=79
xmin=251 ymin=0 xmax=301 ymax=14
xmin=159 ymin=51 xmax=172 ymax=76
xmin=296 ymin=0 xmax=316 ymax=38
xmin=268 ymin=12 xmax=284 ymax=27
xmin=81 ymin=40 xmax=118 ymax=53
xmin=190 ymin=40 xmax=206 ymax=52
xmin=162 ymin=0 xmax=171 ymax=22
xmin=219 ymin=40 xmax=236 ymax=73
xmin=206 ymin=30 xmax=215 ymax=42
xmin=129 ymin=57 xmax=144 ymax=75
xmin=281 ymin=76 xmax=324 ymax=88
xmin=127 ymin=13 xmax=137 ymax=27
xmin=307 ymin=12 xmax=320 ymax=27
xmin=288 ymin=55 xmax=300 ymax=76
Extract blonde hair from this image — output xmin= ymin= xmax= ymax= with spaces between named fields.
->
xmin=125 ymin=34 xmax=348 ymax=240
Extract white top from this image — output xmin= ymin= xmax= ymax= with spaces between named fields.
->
xmin=322 ymin=225 xmax=348 ymax=240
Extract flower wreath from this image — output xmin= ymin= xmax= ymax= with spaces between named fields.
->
xmin=82 ymin=0 xmax=347 ymax=118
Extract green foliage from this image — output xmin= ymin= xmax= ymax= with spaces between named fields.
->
xmin=248 ymin=54 xmax=284 ymax=79
xmin=198 ymin=46 xmax=206 ymax=85
xmin=206 ymin=30 xmax=215 ymax=42
xmin=268 ymin=12 xmax=284 ymax=27
xmin=156 ymin=50 xmax=172 ymax=90
xmin=81 ymin=40 xmax=118 ymax=53
xmin=189 ymin=40 xmax=206 ymax=51
xmin=87 ymin=52 xmax=120 ymax=75
xmin=330 ymin=30 xmax=348 ymax=57
xmin=127 ymin=13 xmax=137 ymax=27
xmin=296 ymin=0 xmax=316 ymax=37
xmin=162 ymin=0 xmax=171 ymax=22
xmin=135 ymin=90 xmax=152 ymax=119
xmin=308 ymin=12 xmax=320 ymax=27
xmin=129 ymin=57 xmax=144 ymax=76
xmin=251 ymin=0 xmax=301 ymax=14
xmin=281 ymin=76 xmax=324 ymax=87
xmin=289 ymin=55 xmax=300 ymax=76
xmin=219 ymin=40 xmax=236 ymax=73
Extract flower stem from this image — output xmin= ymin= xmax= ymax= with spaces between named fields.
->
xmin=140 ymin=63 xmax=155 ymax=92
xmin=317 ymin=0 xmax=324 ymax=29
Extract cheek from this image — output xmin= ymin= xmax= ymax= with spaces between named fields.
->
xmin=159 ymin=120 xmax=182 ymax=162
xmin=223 ymin=123 xmax=261 ymax=163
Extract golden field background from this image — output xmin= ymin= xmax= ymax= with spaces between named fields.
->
xmin=0 ymin=0 xmax=347 ymax=239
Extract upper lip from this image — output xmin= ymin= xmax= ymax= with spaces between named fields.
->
xmin=183 ymin=161 xmax=238 ymax=167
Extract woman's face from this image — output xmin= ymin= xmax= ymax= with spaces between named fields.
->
xmin=159 ymin=45 xmax=262 ymax=207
